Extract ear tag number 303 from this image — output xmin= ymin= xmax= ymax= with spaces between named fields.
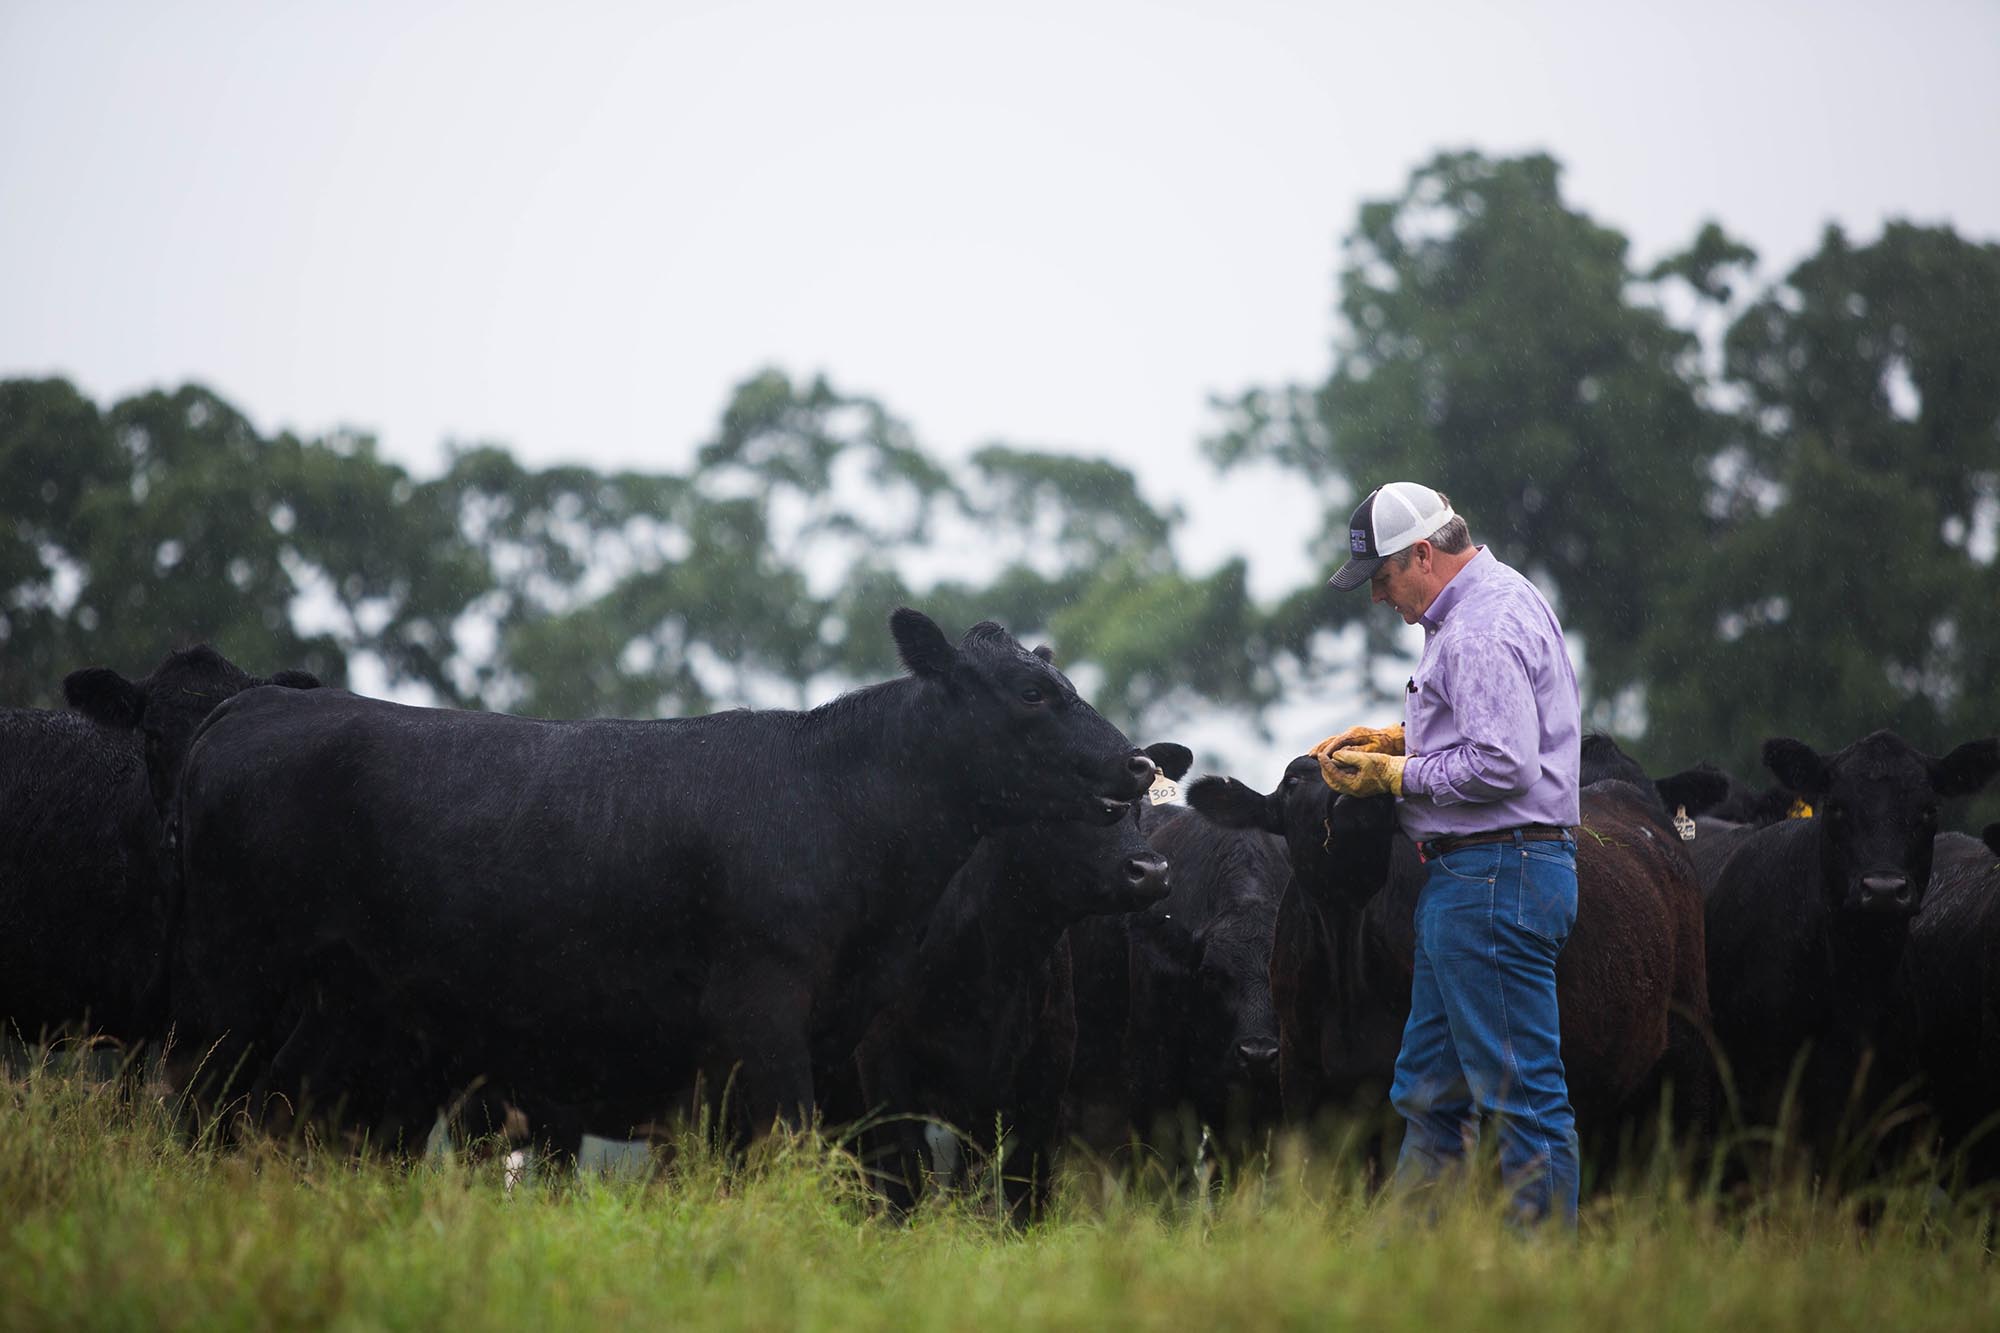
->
xmin=1148 ymin=774 xmax=1179 ymax=805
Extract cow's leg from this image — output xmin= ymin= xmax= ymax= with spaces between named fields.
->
xmin=248 ymin=1002 xmax=328 ymax=1136
xmin=701 ymin=961 xmax=816 ymax=1139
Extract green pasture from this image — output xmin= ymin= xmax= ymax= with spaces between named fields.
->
xmin=3 ymin=1052 xmax=1996 ymax=1333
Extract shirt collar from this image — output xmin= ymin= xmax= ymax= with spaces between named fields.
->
xmin=1419 ymin=546 xmax=1494 ymax=633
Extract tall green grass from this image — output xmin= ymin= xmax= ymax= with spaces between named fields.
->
xmin=3 ymin=1050 xmax=1996 ymax=1332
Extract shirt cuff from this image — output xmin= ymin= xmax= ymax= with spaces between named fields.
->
xmin=1399 ymin=754 xmax=1430 ymax=798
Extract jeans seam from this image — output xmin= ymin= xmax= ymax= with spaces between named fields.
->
xmin=1495 ymin=845 xmax=1558 ymax=1209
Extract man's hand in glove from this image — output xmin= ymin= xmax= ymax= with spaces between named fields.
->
xmin=1309 ymin=723 xmax=1405 ymax=760
xmin=1318 ymin=748 xmax=1408 ymax=798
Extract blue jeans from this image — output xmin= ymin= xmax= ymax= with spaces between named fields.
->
xmin=1390 ymin=831 xmax=1579 ymax=1229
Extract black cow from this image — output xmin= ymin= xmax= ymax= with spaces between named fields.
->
xmin=125 ymin=611 xmax=1153 ymax=1141
xmin=1705 ymin=773 xmax=1812 ymax=827
xmin=1900 ymin=823 xmax=2000 ymax=1180
xmin=1064 ymin=798 xmax=1291 ymax=1159
xmin=1 ymin=647 xmax=316 ymax=1050
xmin=1189 ymin=755 xmax=1714 ymax=1148
xmin=63 ymin=645 xmax=321 ymax=823
xmin=849 ymin=742 xmax=1187 ymax=1218
xmin=1703 ymin=731 xmax=2000 ymax=1159
xmin=1689 ymin=771 xmax=1816 ymax=896
xmin=1577 ymin=734 xmax=1731 ymax=826
xmin=1576 ymin=733 xmax=1758 ymax=902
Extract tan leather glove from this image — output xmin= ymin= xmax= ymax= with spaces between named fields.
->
xmin=1310 ymin=723 xmax=1405 ymax=760
xmin=1318 ymin=748 xmax=1408 ymax=798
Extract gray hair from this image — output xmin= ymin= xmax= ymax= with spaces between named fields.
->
xmin=1423 ymin=513 xmax=1472 ymax=555
xmin=1389 ymin=494 xmax=1471 ymax=564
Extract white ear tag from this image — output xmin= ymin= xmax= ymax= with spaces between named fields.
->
xmin=1672 ymin=804 xmax=1696 ymax=841
xmin=1148 ymin=773 xmax=1179 ymax=805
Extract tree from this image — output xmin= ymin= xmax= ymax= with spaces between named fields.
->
xmin=1642 ymin=222 xmax=2000 ymax=785
xmin=0 ymin=378 xmax=124 ymax=706
xmin=1209 ymin=151 xmax=1731 ymax=718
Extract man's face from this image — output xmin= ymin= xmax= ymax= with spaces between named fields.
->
xmin=1369 ymin=549 xmax=1429 ymax=624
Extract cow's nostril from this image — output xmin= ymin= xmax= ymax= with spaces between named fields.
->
xmin=1125 ymin=855 xmax=1167 ymax=886
xmin=1237 ymin=1039 xmax=1279 ymax=1068
xmin=1859 ymin=875 xmax=1913 ymax=911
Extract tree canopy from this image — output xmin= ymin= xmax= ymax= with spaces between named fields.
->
xmin=5 ymin=149 xmax=1994 ymax=817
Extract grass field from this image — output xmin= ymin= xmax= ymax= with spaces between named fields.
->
xmin=4 ymin=1052 xmax=1997 ymax=1332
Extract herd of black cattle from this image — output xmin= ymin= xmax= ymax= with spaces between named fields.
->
xmin=5 ymin=609 xmax=1999 ymax=1214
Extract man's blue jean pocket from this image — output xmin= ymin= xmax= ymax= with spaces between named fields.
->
xmin=1513 ymin=843 xmax=1578 ymax=946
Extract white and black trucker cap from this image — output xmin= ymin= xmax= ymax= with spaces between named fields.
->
xmin=1328 ymin=483 xmax=1457 ymax=591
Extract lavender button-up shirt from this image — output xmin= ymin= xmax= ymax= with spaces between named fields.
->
xmin=1396 ymin=547 xmax=1581 ymax=842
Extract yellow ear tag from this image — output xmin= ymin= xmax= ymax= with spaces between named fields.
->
xmin=1148 ymin=773 xmax=1179 ymax=805
xmin=1787 ymin=799 xmax=1815 ymax=820
xmin=1672 ymin=804 xmax=1696 ymax=842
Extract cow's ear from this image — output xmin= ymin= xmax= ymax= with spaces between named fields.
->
xmin=1655 ymin=765 xmax=1731 ymax=819
xmin=269 ymin=669 xmax=321 ymax=691
xmin=1143 ymin=742 xmax=1193 ymax=782
xmin=64 ymin=667 xmax=145 ymax=730
xmin=890 ymin=607 xmax=957 ymax=679
xmin=1763 ymin=738 xmax=1831 ymax=797
xmin=1186 ymin=776 xmax=1282 ymax=834
xmin=1930 ymin=738 xmax=2000 ymax=799
xmin=1031 ymin=644 xmax=1055 ymax=663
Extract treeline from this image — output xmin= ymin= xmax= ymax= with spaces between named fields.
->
xmin=3 ymin=149 xmax=1996 ymax=793
xmin=0 ymin=370 xmax=1276 ymax=732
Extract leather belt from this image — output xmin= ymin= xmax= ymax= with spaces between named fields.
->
xmin=1417 ymin=824 xmax=1575 ymax=863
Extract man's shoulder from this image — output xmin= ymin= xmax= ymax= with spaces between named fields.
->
xmin=1455 ymin=558 xmax=1558 ymax=621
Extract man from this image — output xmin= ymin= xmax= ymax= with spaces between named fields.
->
xmin=1314 ymin=481 xmax=1582 ymax=1228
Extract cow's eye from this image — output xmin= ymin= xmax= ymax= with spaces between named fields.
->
xmin=1019 ymin=686 xmax=1044 ymax=704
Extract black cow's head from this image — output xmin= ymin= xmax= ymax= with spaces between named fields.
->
xmin=1002 ymin=742 xmax=1188 ymax=918
xmin=64 ymin=644 xmax=321 ymax=817
xmin=1189 ymin=903 xmax=1281 ymax=1097
xmin=1579 ymin=733 xmax=1731 ymax=823
xmin=1186 ymin=755 xmax=1398 ymax=907
xmin=1764 ymin=731 xmax=2000 ymax=916
xmin=1181 ymin=756 xmax=1396 ymax=1115
xmin=890 ymin=608 xmax=1153 ymax=826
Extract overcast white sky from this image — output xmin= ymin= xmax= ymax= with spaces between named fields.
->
xmin=5 ymin=0 xmax=1999 ymax=757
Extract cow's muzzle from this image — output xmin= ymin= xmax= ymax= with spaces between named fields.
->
xmin=1857 ymin=874 xmax=1916 ymax=914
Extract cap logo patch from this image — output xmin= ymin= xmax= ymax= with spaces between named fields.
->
xmin=1349 ymin=529 xmax=1370 ymax=554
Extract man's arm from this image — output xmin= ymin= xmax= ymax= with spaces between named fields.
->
xmin=1401 ymin=632 xmax=1541 ymax=806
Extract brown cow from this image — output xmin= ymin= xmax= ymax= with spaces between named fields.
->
xmin=1188 ymin=757 xmax=1714 ymax=1150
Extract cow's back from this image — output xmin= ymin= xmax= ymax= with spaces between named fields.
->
xmin=172 ymin=680 xmax=996 ymax=1113
xmin=0 ymin=707 xmax=163 ymax=1041
xmin=1703 ymin=816 xmax=1822 ymax=1050
xmin=1568 ymin=785 xmax=1711 ymax=1125
xmin=1903 ymin=832 xmax=2000 ymax=1169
